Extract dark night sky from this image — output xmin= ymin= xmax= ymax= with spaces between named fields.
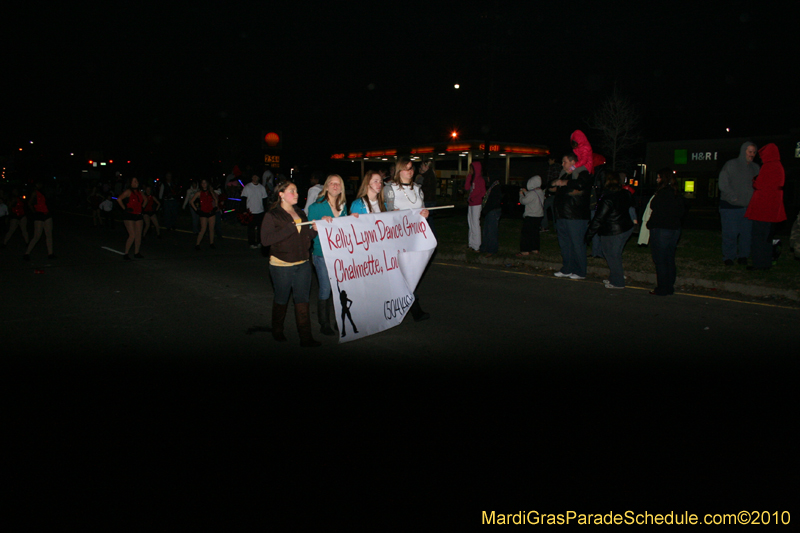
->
xmin=3 ymin=0 xmax=797 ymax=175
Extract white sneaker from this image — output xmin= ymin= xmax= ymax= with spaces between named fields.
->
xmin=568 ymin=274 xmax=586 ymax=280
xmin=250 ymin=244 xmax=259 ymax=249
xmin=604 ymin=283 xmax=624 ymax=289
xmin=554 ymin=271 xmax=571 ymax=278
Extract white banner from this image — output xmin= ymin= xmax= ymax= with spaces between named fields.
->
xmin=315 ymin=209 xmax=437 ymax=343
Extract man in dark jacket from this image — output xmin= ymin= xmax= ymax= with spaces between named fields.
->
xmin=550 ymin=154 xmax=591 ymax=279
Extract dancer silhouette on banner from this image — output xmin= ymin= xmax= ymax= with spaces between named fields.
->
xmin=337 ymin=282 xmax=358 ymax=337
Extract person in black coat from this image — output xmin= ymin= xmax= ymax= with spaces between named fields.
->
xmin=585 ymin=172 xmax=634 ymax=288
xmin=647 ymin=168 xmax=685 ymax=296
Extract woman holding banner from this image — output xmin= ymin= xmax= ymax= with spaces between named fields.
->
xmin=308 ymin=174 xmax=349 ymax=336
xmin=351 ymin=170 xmax=388 ymax=214
xmin=261 ymin=180 xmax=325 ymax=347
xmin=384 ymin=157 xmax=431 ymax=321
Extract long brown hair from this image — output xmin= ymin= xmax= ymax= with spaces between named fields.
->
xmin=392 ymin=156 xmax=415 ymax=187
xmin=269 ymin=180 xmax=296 ymax=211
xmin=355 ymin=170 xmax=387 ymax=213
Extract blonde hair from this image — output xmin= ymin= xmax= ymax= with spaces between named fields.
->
xmin=317 ymin=174 xmax=346 ymax=212
xmin=355 ymin=170 xmax=387 ymax=213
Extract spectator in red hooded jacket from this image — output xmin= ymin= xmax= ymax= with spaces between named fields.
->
xmin=464 ymin=161 xmax=486 ymax=251
xmin=745 ymin=143 xmax=786 ymax=270
xmin=570 ymin=130 xmax=594 ymax=175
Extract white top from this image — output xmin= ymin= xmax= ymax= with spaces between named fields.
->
xmin=99 ymin=199 xmax=114 ymax=212
xmin=0 ymin=203 xmax=8 ymax=217
xmin=385 ymin=183 xmax=424 ymax=211
xmin=241 ymin=183 xmax=268 ymax=214
xmin=183 ymin=186 xmax=199 ymax=209
xmin=304 ymin=184 xmax=324 ymax=214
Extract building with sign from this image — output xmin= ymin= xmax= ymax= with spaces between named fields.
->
xmin=330 ymin=139 xmax=549 ymax=198
xmin=645 ymin=133 xmax=799 ymax=213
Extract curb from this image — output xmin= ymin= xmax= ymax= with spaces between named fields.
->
xmin=435 ymin=253 xmax=800 ymax=302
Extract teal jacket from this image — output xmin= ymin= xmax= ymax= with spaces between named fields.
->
xmin=308 ymin=197 xmax=348 ymax=256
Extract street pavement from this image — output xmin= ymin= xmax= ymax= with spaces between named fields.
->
xmin=4 ymin=212 xmax=797 ymax=526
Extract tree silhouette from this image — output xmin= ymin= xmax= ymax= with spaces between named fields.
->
xmin=588 ymin=89 xmax=642 ymax=170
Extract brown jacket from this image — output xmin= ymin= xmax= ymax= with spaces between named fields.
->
xmin=261 ymin=206 xmax=316 ymax=263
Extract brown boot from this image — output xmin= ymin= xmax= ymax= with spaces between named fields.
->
xmin=271 ymin=302 xmax=288 ymax=342
xmin=295 ymin=302 xmax=321 ymax=347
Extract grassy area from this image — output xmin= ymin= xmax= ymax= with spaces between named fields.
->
xmin=431 ymin=212 xmax=799 ymax=290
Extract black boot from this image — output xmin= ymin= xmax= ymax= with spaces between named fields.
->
xmin=271 ymin=302 xmax=288 ymax=342
xmin=410 ymin=299 xmax=430 ymax=322
xmin=296 ymin=302 xmax=321 ymax=347
xmin=318 ymin=298 xmax=336 ymax=336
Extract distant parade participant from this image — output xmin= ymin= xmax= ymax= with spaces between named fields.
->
xmin=308 ymin=174 xmax=350 ymax=336
xmin=260 ymin=180 xmax=324 ymax=347
xmin=24 ymin=180 xmax=55 ymax=260
xmin=117 ymin=176 xmax=145 ymax=260
xmin=3 ymin=188 xmax=30 ymax=248
xmin=190 ymin=179 xmax=218 ymax=250
xmin=142 ymin=185 xmax=162 ymax=238
xmin=88 ymin=186 xmax=104 ymax=227
xmin=385 ymin=157 xmax=431 ymax=322
xmin=158 ymin=172 xmax=179 ymax=230
xmin=463 ymin=161 xmax=486 ymax=252
xmin=241 ymin=174 xmax=269 ymax=249
xmin=183 ymin=180 xmax=200 ymax=234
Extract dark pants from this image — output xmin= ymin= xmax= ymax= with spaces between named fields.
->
xmin=601 ymin=228 xmax=633 ymax=287
xmin=650 ymin=228 xmax=680 ymax=295
xmin=542 ymin=196 xmax=556 ymax=230
xmin=480 ymin=209 xmax=501 ymax=254
xmin=269 ymin=261 xmax=312 ymax=305
xmin=163 ymin=199 xmax=179 ymax=230
xmin=750 ymin=220 xmax=774 ymax=269
xmin=556 ymin=218 xmax=588 ymax=276
xmin=520 ymin=216 xmax=542 ymax=252
xmin=248 ymin=212 xmax=266 ymax=245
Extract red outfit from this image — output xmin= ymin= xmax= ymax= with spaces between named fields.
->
xmin=144 ymin=194 xmax=156 ymax=213
xmin=33 ymin=190 xmax=49 ymax=214
xmin=199 ymin=190 xmax=215 ymax=213
xmin=571 ymin=130 xmax=594 ymax=174
xmin=126 ymin=190 xmax=143 ymax=214
xmin=12 ymin=199 xmax=26 ymax=217
xmin=745 ymin=143 xmax=786 ymax=223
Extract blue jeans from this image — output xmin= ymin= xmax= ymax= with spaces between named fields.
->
xmin=650 ymin=228 xmax=680 ymax=295
xmin=719 ymin=207 xmax=751 ymax=261
xmin=269 ymin=261 xmax=312 ymax=305
xmin=312 ymin=254 xmax=332 ymax=300
xmin=480 ymin=209 xmax=501 ymax=254
xmin=190 ymin=208 xmax=199 ymax=234
xmin=600 ymin=228 xmax=633 ymax=287
xmin=556 ymin=218 xmax=588 ymax=277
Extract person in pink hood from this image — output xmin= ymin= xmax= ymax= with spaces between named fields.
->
xmin=570 ymin=130 xmax=594 ymax=174
xmin=464 ymin=161 xmax=486 ymax=251
xmin=745 ymin=143 xmax=786 ymax=270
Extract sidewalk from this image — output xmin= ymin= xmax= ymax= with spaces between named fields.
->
xmin=434 ymin=251 xmax=799 ymax=303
